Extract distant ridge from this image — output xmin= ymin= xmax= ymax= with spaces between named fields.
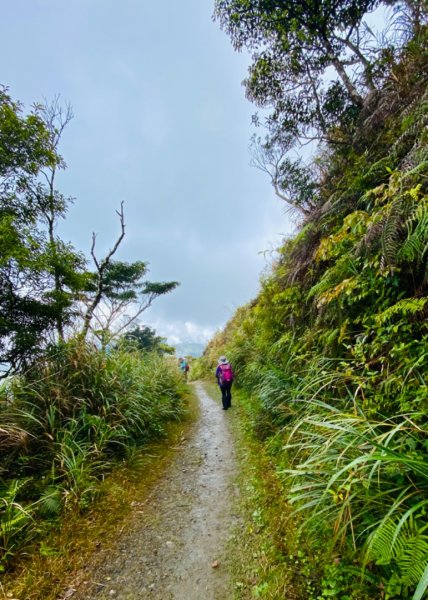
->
xmin=173 ymin=342 xmax=205 ymax=358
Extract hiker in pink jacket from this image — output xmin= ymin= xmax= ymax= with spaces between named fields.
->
xmin=215 ymin=356 xmax=234 ymax=410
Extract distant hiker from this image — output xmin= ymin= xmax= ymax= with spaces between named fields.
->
xmin=179 ymin=357 xmax=190 ymax=380
xmin=216 ymin=356 xmax=234 ymax=410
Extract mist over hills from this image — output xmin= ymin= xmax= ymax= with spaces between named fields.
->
xmin=173 ymin=342 xmax=205 ymax=358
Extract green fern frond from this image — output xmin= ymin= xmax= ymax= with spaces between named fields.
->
xmin=366 ymin=516 xmax=428 ymax=591
xmin=398 ymin=198 xmax=428 ymax=262
xmin=0 ymin=504 xmax=32 ymax=536
xmin=381 ymin=198 xmax=409 ymax=266
xmin=307 ymin=257 xmax=357 ymax=302
xmin=36 ymin=486 xmax=62 ymax=517
xmin=0 ymin=478 xmax=30 ymax=503
xmin=390 ymin=115 xmax=428 ymax=161
xmin=307 ymin=267 xmax=338 ymax=300
xmin=399 ymin=538 xmax=428 ymax=587
xmin=366 ymin=518 xmax=398 ymax=565
xmin=375 ymin=297 xmax=428 ymax=324
xmin=398 ymin=234 xmax=424 ymax=261
xmin=402 ymin=157 xmax=428 ymax=179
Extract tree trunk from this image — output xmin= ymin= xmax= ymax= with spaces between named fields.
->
xmin=324 ymin=38 xmax=364 ymax=105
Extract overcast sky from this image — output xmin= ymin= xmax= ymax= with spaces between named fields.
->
xmin=1 ymin=0 xmax=294 ymax=345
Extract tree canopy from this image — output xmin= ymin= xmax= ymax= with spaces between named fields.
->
xmin=215 ymin=0 xmax=427 ymax=214
xmin=215 ymin=0 xmax=382 ymax=136
xmin=0 ymin=88 xmax=68 ymax=371
xmin=121 ymin=325 xmax=175 ymax=355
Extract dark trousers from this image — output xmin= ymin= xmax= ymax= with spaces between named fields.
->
xmin=220 ymin=383 xmax=232 ymax=409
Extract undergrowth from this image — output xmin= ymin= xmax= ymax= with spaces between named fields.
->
xmin=0 ymin=339 xmax=188 ymax=586
xmin=1 ymin=384 xmax=199 ymax=600
xmin=224 ymin=385 xmax=298 ymax=600
xmin=220 ymin=385 xmax=383 ymax=600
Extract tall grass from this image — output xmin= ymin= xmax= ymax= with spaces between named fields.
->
xmin=215 ymin=336 xmax=428 ymax=598
xmin=0 ymin=339 xmax=186 ymax=571
xmin=252 ymin=359 xmax=428 ymax=599
xmin=281 ymin=403 xmax=428 ymax=598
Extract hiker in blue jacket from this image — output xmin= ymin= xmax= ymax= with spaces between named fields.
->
xmin=178 ymin=357 xmax=189 ymax=381
xmin=215 ymin=356 xmax=234 ymax=410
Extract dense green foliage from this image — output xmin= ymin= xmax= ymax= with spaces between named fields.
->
xmin=0 ymin=89 xmax=78 ymax=371
xmin=207 ymin=3 xmax=428 ymax=598
xmin=121 ymin=324 xmax=175 ymax=354
xmin=216 ymin=0 xmax=427 ymax=215
xmin=0 ymin=341 xmax=185 ymax=573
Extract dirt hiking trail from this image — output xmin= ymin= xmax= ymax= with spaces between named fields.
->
xmin=69 ymin=382 xmax=240 ymax=600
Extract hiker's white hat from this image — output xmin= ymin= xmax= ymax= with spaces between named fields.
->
xmin=218 ymin=356 xmax=228 ymax=364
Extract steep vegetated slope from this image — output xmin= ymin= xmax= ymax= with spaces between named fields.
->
xmin=205 ymin=2 xmax=428 ymax=598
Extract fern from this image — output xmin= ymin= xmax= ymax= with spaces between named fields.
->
xmin=398 ymin=199 xmax=428 ymax=263
xmin=0 ymin=508 xmax=31 ymax=537
xmin=375 ymin=297 xmax=428 ymax=324
xmin=399 ymin=537 xmax=428 ymax=588
xmin=390 ymin=114 xmax=428 ymax=164
xmin=0 ymin=479 xmax=34 ymax=562
xmin=307 ymin=266 xmax=339 ymax=300
xmin=0 ymin=478 xmax=29 ymax=504
xmin=366 ymin=516 xmax=428 ymax=594
xmin=381 ymin=197 xmax=409 ymax=266
xmin=404 ymin=153 xmax=428 ymax=176
xmin=358 ymin=167 xmax=427 ymax=269
xmin=390 ymin=90 xmax=428 ymax=167
xmin=307 ymin=256 xmax=357 ymax=302
xmin=36 ymin=486 xmax=62 ymax=517
xmin=357 ymin=215 xmax=385 ymax=254
xmin=316 ymin=277 xmax=360 ymax=308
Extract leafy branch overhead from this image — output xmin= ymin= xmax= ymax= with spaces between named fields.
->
xmin=216 ymin=0 xmax=427 ymax=213
xmin=249 ymin=133 xmax=318 ymax=214
xmin=215 ymin=0 xmax=381 ymax=130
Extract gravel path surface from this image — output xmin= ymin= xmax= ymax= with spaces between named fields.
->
xmin=68 ymin=382 xmax=239 ymax=600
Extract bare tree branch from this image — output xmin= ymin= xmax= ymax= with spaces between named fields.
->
xmin=81 ymin=202 xmax=126 ymax=339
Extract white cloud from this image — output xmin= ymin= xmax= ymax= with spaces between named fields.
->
xmin=142 ymin=315 xmax=217 ymax=345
